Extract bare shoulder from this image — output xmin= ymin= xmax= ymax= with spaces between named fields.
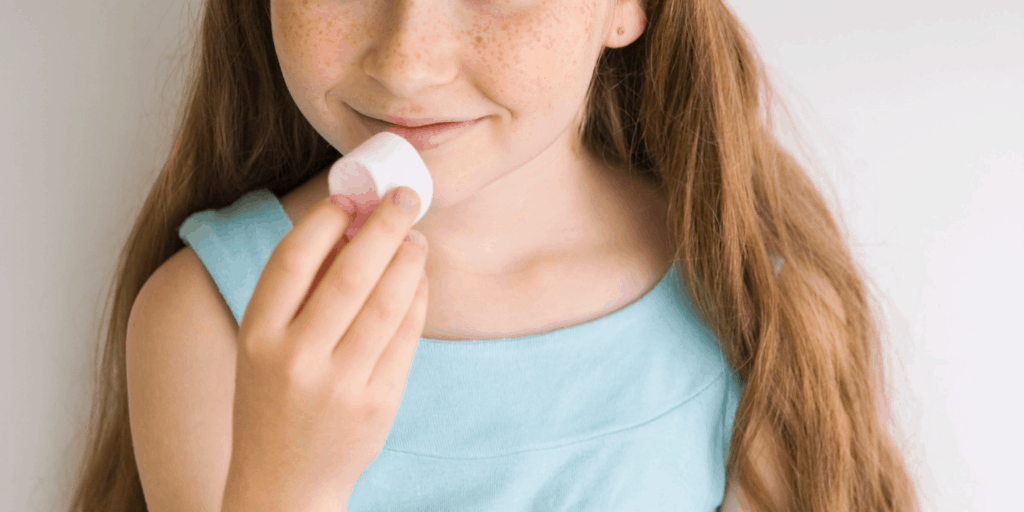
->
xmin=126 ymin=246 xmax=239 ymax=512
xmin=135 ymin=246 xmax=239 ymax=340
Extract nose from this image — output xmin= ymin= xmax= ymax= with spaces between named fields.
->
xmin=361 ymin=5 xmax=462 ymax=98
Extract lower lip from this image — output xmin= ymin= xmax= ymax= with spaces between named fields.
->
xmin=354 ymin=110 xmax=483 ymax=151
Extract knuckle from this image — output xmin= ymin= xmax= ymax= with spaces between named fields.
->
xmin=241 ymin=341 xmax=283 ymax=378
xmin=367 ymin=296 xmax=398 ymax=325
xmin=324 ymin=264 xmax=363 ymax=297
xmin=282 ymin=344 xmax=327 ymax=389
xmin=282 ymin=356 xmax=307 ymax=386
xmin=379 ymin=209 xmax=410 ymax=238
xmin=237 ymin=330 xmax=270 ymax=359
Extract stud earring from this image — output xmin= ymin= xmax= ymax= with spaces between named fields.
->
xmin=617 ymin=27 xmax=624 ymax=35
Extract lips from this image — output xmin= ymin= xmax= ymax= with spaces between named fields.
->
xmin=352 ymin=107 xmax=484 ymax=151
xmin=351 ymin=106 xmax=476 ymax=127
xmin=385 ymin=117 xmax=477 ymax=127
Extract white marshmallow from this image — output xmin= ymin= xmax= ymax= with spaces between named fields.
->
xmin=327 ymin=132 xmax=434 ymax=225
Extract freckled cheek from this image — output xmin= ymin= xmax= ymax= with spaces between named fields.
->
xmin=274 ymin=13 xmax=354 ymax=87
xmin=496 ymin=36 xmax=581 ymax=95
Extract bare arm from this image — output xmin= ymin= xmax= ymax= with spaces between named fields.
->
xmin=128 ymin=247 xmax=355 ymax=511
xmin=126 ymin=247 xmax=239 ymax=511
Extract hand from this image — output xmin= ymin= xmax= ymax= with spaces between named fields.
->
xmin=223 ymin=186 xmax=429 ymax=509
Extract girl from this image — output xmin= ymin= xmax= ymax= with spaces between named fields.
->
xmin=68 ymin=0 xmax=921 ymax=511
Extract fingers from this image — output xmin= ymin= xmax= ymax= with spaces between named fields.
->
xmin=288 ymin=186 xmax=422 ymax=357
xmin=364 ymin=274 xmax=429 ymax=398
xmin=331 ymin=232 xmax=427 ymax=385
xmin=241 ymin=197 xmax=352 ymax=343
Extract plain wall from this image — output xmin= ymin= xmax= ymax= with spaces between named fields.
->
xmin=2 ymin=0 xmax=1020 ymax=510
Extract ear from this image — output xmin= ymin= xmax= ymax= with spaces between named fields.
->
xmin=605 ymin=0 xmax=647 ymax=49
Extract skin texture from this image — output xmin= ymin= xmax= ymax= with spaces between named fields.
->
xmin=270 ymin=0 xmax=667 ymax=340
xmin=143 ymin=3 xmax=771 ymax=509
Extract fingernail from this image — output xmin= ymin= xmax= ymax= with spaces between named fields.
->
xmin=392 ymin=187 xmax=419 ymax=212
xmin=332 ymin=194 xmax=357 ymax=217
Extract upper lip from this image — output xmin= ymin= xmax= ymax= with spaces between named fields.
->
xmin=353 ymin=106 xmax=480 ymax=127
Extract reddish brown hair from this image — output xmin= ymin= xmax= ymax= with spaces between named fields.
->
xmin=68 ymin=0 xmax=921 ymax=510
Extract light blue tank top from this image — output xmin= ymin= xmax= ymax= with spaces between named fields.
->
xmin=178 ymin=188 xmax=745 ymax=512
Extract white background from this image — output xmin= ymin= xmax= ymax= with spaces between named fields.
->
xmin=2 ymin=0 xmax=1020 ymax=510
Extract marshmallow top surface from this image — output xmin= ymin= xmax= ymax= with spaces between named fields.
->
xmin=327 ymin=132 xmax=434 ymax=224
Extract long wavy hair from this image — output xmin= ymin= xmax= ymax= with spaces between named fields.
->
xmin=67 ymin=0 xmax=922 ymax=510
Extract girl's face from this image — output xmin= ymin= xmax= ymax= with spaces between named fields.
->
xmin=270 ymin=0 xmax=643 ymax=192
